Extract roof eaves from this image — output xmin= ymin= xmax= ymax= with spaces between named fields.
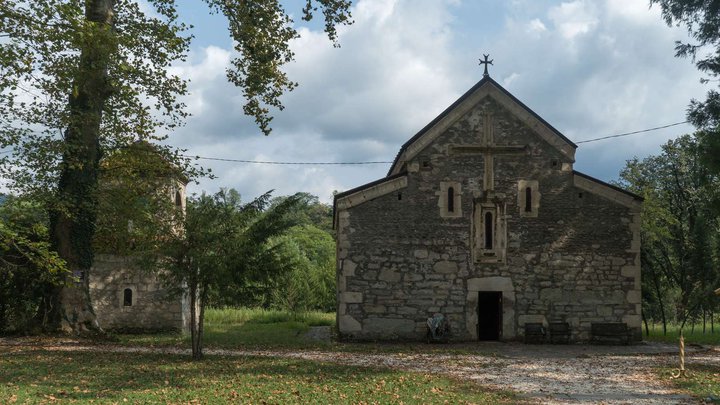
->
xmin=573 ymin=170 xmax=644 ymax=201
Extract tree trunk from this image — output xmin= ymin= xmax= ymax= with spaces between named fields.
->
xmin=0 ymin=299 xmax=6 ymax=333
xmin=189 ymin=273 xmax=201 ymax=360
xmin=198 ymin=288 xmax=206 ymax=359
xmin=702 ymin=308 xmax=706 ymax=334
xmin=643 ymin=313 xmax=650 ymax=337
xmin=644 ymin=260 xmax=668 ymax=336
xmin=651 ymin=271 xmax=668 ymax=335
xmin=711 ymin=311 xmax=714 ymax=334
xmin=44 ymin=0 xmax=115 ymax=334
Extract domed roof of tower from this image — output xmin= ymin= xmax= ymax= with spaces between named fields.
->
xmin=100 ymin=140 xmax=188 ymax=184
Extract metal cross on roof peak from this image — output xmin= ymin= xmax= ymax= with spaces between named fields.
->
xmin=479 ymin=54 xmax=493 ymax=77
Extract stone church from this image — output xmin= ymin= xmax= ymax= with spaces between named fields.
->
xmin=334 ymin=69 xmax=642 ymax=343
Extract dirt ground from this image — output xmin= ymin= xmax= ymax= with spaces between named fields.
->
xmin=1 ymin=337 xmax=718 ymax=404
xmin=258 ymin=342 xmax=718 ymax=404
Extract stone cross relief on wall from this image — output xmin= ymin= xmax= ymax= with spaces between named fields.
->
xmin=450 ymin=113 xmax=528 ymax=263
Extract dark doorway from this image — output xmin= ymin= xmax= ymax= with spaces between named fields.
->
xmin=477 ymin=291 xmax=502 ymax=340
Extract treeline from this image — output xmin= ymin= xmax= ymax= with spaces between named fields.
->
xmin=204 ymin=192 xmax=336 ymax=312
xmin=0 ymin=189 xmax=336 ymax=335
xmin=618 ymin=134 xmax=720 ymax=335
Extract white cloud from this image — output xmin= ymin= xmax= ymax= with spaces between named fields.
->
xmin=605 ymin=0 xmax=660 ymax=24
xmin=163 ymin=0 xmax=707 ymax=203
xmin=548 ymin=0 xmax=599 ymax=40
xmin=527 ymin=18 xmax=548 ymax=34
xmin=171 ymin=0 xmax=464 ymax=201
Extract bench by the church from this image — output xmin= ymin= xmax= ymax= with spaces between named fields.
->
xmin=524 ymin=323 xmax=546 ymax=344
xmin=591 ymin=322 xmax=630 ymax=345
xmin=549 ymin=322 xmax=570 ymax=344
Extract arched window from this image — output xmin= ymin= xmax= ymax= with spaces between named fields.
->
xmin=447 ymin=187 xmax=455 ymax=213
xmin=123 ymin=288 xmax=133 ymax=307
xmin=484 ymin=212 xmax=493 ymax=249
xmin=525 ymin=187 xmax=532 ymax=212
xmin=175 ymin=190 xmax=182 ymax=208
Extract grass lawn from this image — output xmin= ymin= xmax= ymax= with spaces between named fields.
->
xmin=0 ymin=349 xmax=519 ymax=404
xmin=644 ymin=323 xmax=720 ymax=346
xmin=117 ymin=307 xmax=336 ymax=350
xmin=661 ymin=364 xmax=720 ymax=403
xmin=115 ymin=307 xmax=495 ymax=356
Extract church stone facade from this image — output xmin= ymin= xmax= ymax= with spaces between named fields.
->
xmin=334 ymin=75 xmax=642 ymax=343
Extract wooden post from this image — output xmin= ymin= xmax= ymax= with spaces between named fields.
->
xmin=671 ymin=330 xmax=688 ymax=378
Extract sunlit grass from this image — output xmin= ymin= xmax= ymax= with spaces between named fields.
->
xmin=117 ymin=307 xmax=335 ymax=350
xmin=204 ymin=307 xmax=334 ymax=326
xmin=644 ymin=323 xmax=720 ymax=346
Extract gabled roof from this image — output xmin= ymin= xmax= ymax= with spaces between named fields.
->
xmin=388 ymin=75 xmax=577 ymax=176
xmin=332 ymin=172 xmax=408 ymax=229
xmin=333 ymin=171 xmax=408 ymax=201
xmin=573 ymin=170 xmax=643 ymax=210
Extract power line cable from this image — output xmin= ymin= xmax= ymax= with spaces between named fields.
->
xmin=185 ymin=120 xmax=691 ymax=164
xmin=181 ymin=155 xmax=393 ymax=165
xmin=0 ymin=120 xmax=692 ymax=164
xmin=575 ymin=121 xmax=689 ymax=144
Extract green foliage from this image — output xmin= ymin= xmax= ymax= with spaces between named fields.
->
xmin=618 ymin=134 xmax=720 ymax=330
xmin=270 ymin=224 xmax=336 ymax=312
xmin=0 ymin=196 xmax=68 ymax=333
xmin=0 ymin=0 xmax=195 ymax=199
xmin=207 ymin=193 xmax=336 ymax=311
xmin=203 ymin=0 xmax=353 ymax=135
xmin=0 ymin=350 xmax=518 ymax=404
xmin=155 ymin=189 xmax=302 ymax=358
xmin=651 ymin=0 xmax=720 ymax=174
xmin=271 ymin=193 xmax=334 ymax=232
xmin=94 ymin=141 xmax=185 ymax=255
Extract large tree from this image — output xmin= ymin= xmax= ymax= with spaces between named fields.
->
xmin=0 ymin=1 xmax=352 ymax=333
xmin=651 ymin=0 xmax=720 ymax=173
xmin=619 ymin=135 xmax=720 ymax=331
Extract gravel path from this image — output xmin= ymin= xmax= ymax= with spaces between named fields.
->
xmin=2 ymin=338 xmax=717 ymax=404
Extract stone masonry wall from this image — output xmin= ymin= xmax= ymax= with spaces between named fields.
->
xmin=337 ymin=96 xmax=641 ymax=342
xmin=90 ymin=254 xmax=189 ymax=332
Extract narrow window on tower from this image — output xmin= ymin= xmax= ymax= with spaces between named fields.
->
xmin=123 ymin=288 xmax=133 ymax=307
xmin=484 ymin=211 xmax=493 ymax=249
xmin=447 ymin=187 xmax=455 ymax=213
xmin=525 ymin=187 xmax=532 ymax=212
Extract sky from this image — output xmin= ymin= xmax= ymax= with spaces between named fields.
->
xmin=165 ymin=0 xmax=707 ymax=203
